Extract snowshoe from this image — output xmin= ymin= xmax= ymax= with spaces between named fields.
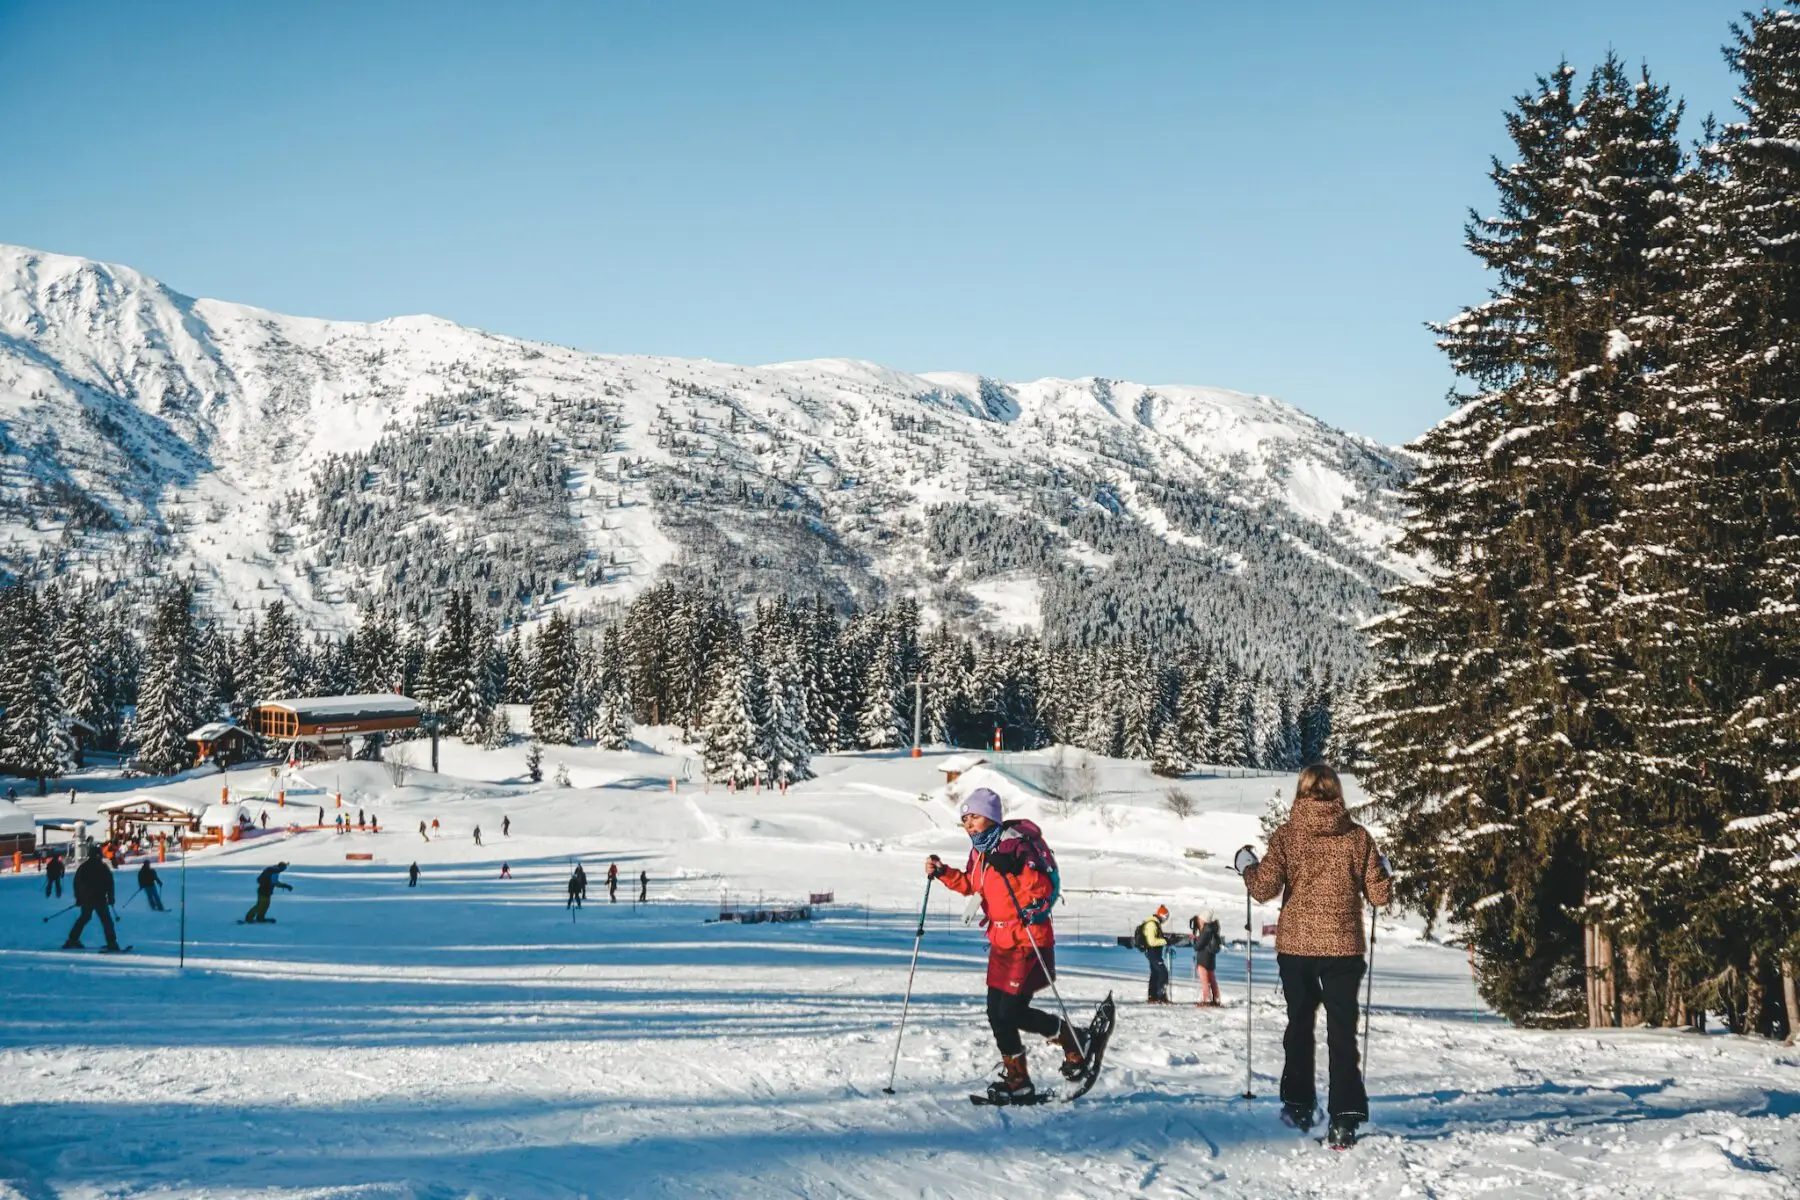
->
xmin=1280 ymin=1103 xmax=1318 ymax=1133
xmin=1061 ymin=992 xmax=1116 ymax=1101
xmin=1326 ymin=1118 xmax=1359 ymax=1150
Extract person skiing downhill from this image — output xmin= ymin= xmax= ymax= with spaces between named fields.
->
xmin=419 ymin=820 xmax=429 ymax=842
xmin=473 ymin=825 xmax=482 ymax=847
xmin=137 ymin=861 xmax=165 ymax=912
xmin=1137 ymin=905 xmax=1172 ymax=1002
xmin=567 ymin=866 xmax=585 ymax=909
xmin=64 ymin=846 xmax=122 ymax=951
xmin=638 ymin=870 xmax=648 ymax=904
xmin=245 ymin=862 xmax=293 ymax=923
xmin=1238 ymin=763 xmax=1391 ymax=1150
xmin=408 ymin=862 xmax=420 ymax=888
xmin=44 ymin=851 xmax=64 ymax=898
xmin=606 ymin=863 xmax=618 ymax=903
xmin=925 ymin=787 xmax=1087 ymax=1104
xmin=502 ymin=815 xmax=510 ymax=837
xmin=1190 ymin=910 xmax=1223 ymax=1005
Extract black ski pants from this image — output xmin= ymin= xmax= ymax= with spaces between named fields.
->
xmin=1145 ymin=948 xmax=1170 ymax=1000
xmin=46 ymin=875 xmax=62 ymax=898
xmin=1277 ymin=953 xmax=1367 ymax=1121
xmin=68 ymin=903 xmax=118 ymax=949
xmin=986 ymin=986 xmax=1060 ymax=1057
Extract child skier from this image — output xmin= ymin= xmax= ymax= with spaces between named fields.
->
xmin=925 ymin=787 xmax=1087 ymax=1103
xmin=1238 ymin=763 xmax=1391 ymax=1149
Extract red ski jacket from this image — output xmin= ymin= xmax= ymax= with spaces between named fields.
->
xmin=935 ymin=824 xmax=1056 ymax=952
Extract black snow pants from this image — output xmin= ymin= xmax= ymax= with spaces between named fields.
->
xmin=986 ymin=986 xmax=1060 ymax=1057
xmin=1145 ymin=948 xmax=1170 ymax=1000
xmin=67 ymin=904 xmax=119 ymax=948
xmin=1277 ymin=953 xmax=1368 ymax=1121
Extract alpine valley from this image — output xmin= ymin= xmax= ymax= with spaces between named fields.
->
xmin=0 ymin=244 xmax=1414 ymax=673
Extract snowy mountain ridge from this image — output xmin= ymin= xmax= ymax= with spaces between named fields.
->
xmin=0 ymin=243 xmax=1415 ymax=670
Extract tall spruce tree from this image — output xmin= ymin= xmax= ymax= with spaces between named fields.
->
xmin=530 ymin=611 xmax=578 ymax=744
xmin=133 ymin=581 xmax=206 ymax=775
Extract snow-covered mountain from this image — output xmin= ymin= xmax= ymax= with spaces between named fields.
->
xmin=0 ymin=243 xmax=1414 ymax=671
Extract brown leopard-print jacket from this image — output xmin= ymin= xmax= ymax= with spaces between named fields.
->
xmin=1245 ymin=797 xmax=1391 ymax=958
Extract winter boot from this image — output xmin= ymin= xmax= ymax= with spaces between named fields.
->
xmin=1279 ymin=1103 xmax=1317 ymax=1132
xmin=1327 ymin=1117 xmax=1359 ymax=1149
xmin=61 ymin=940 xmax=84 ymax=950
xmin=1051 ymin=1020 xmax=1087 ymax=1081
xmin=984 ymin=1053 xmax=1036 ymax=1104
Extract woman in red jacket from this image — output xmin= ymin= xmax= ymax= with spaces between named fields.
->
xmin=927 ymin=787 xmax=1084 ymax=1103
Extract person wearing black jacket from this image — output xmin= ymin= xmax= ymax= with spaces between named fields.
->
xmin=137 ymin=861 xmax=166 ymax=912
xmin=1189 ymin=911 xmax=1223 ymax=1005
xmin=44 ymin=851 xmax=65 ymax=898
xmin=245 ymin=862 xmax=292 ymax=923
xmin=64 ymin=849 xmax=121 ymax=950
xmin=567 ymin=865 xmax=585 ymax=909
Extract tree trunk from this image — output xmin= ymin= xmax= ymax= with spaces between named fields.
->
xmin=1619 ymin=942 xmax=1649 ymax=1028
xmin=1585 ymin=924 xmax=1617 ymax=1029
xmin=1747 ymin=953 xmax=1765 ymax=1038
xmin=1782 ymin=958 xmax=1798 ymax=1047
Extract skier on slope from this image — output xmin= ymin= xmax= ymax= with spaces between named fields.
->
xmin=638 ymin=870 xmax=648 ymax=904
xmin=925 ymin=787 xmax=1088 ymax=1103
xmin=245 ymin=862 xmax=293 ymax=923
xmin=63 ymin=846 xmax=122 ymax=951
xmin=473 ymin=825 xmax=482 ymax=846
xmin=44 ymin=851 xmax=65 ymax=899
xmin=1189 ymin=910 xmax=1223 ymax=1006
xmin=567 ymin=865 xmax=585 ymax=909
xmin=419 ymin=820 xmax=429 ymax=843
xmin=1137 ymin=905 xmax=1172 ymax=1003
xmin=408 ymin=862 xmax=420 ymax=888
xmin=1237 ymin=763 xmax=1391 ymax=1149
xmin=137 ymin=861 xmax=166 ymax=912
xmin=502 ymin=815 xmax=510 ymax=837
xmin=606 ymin=863 xmax=618 ymax=903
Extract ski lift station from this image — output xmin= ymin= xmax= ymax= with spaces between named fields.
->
xmin=248 ymin=694 xmax=422 ymax=759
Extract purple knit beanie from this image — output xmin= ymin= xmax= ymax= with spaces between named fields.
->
xmin=959 ymin=787 xmax=1003 ymax=824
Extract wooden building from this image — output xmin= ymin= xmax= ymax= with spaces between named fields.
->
xmin=249 ymin=694 xmax=422 ymax=759
xmin=187 ymin=722 xmax=257 ymax=766
xmin=0 ymin=799 xmax=36 ymax=857
xmin=97 ymin=794 xmax=208 ymax=844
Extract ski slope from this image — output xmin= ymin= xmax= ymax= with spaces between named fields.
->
xmin=0 ymin=745 xmax=1794 ymax=1199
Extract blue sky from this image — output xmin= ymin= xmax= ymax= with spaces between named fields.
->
xmin=0 ymin=1 xmax=1750 ymax=443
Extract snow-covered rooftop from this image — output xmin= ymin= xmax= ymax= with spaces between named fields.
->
xmin=256 ymin=695 xmax=421 ymax=721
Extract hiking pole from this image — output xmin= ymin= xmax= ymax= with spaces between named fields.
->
xmin=882 ymin=877 xmax=933 ymax=1094
xmin=121 ymin=886 xmax=143 ymax=910
xmin=1243 ymin=885 xmax=1255 ymax=1099
xmin=41 ymin=903 xmax=76 ymax=923
xmin=1362 ymin=900 xmax=1377 ymax=1072
xmin=994 ymin=861 xmax=1086 ymax=1057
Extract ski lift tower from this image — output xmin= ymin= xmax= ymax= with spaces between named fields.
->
xmin=909 ymin=678 xmax=931 ymax=758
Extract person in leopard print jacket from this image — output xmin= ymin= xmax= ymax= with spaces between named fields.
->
xmin=1240 ymin=763 xmax=1391 ymax=1145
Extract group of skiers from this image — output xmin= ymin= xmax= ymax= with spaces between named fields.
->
xmin=564 ymin=863 xmax=646 ymax=907
xmin=1133 ymin=906 xmax=1224 ymax=1005
xmin=929 ymin=764 xmax=1389 ymax=1150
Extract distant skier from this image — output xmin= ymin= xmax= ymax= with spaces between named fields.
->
xmin=259 ymin=810 xmax=269 ymax=829
xmin=317 ymin=806 xmax=324 ymax=826
xmin=45 ymin=851 xmax=65 ymax=898
xmin=63 ymin=846 xmax=122 ymax=951
xmin=370 ymin=814 xmax=379 ymax=833
xmin=567 ymin=865 xmax=586 ymax=909
xmin=357 ymin=809 xmax=365 ymax=829
xmin=1238 ymin=763 xmax=1392 ymax=1149
xmin=245 ymin=862 xmax=293 ymax=923
xmin=500 ymin=862 xmax=511 ymax=879
xmin=68 ymin=787 xmax=75 ymax=805
xmin=473 ymin=825 xmax=483 ymax=846
xmin=137 ymin=861 xmax=165 ymax=912
xmin=419 ymin=820 xmax=429 ymax=842
xmin=925 ymin=787 xmax=1087 ymax=1104
xmin=1137 ymin=905 xmax=1172 ymax=1003
xmin=638 ymin=870 xmax=648 ymax=904
xmin=606 ymin=863 xmax=618 ymax=903
xmin=408 ymin=862 xmax=420 ymax=888
xmin=1190 ymin=910 xmax=1223 ymax=1006
xmin=502 ymin=815 xmax=510 ymax=837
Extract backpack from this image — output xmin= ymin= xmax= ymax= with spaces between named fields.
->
xmin=999 ymin=819 xmax=1060 ymax=924
xmin=1131 ymin=921 xmax=1150 ymax=952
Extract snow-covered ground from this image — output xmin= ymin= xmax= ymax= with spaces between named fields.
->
xmin=1 ymin=744 xmax=1795 ymax=1198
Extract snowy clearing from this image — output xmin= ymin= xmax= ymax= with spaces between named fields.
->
xmin=1 ymin=746 xmax=1794 ymax=1198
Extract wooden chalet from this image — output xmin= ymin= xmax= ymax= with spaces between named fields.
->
xmin=939 ymin=753 xmax=987 ymax=784
xmin=187 ymin=721 xmax=256 ymax=766
xmin=97 ymin=794 xmax=208 ymax=843
xmin=249 ymin=694 xmax=422 ymax=759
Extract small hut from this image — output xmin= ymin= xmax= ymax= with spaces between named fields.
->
xmin=187 ymin=722 xmax=256 ymax=767
xmin=0 ymin=799 xmax=36 ymax=856
xmin=939 ymin=754 xmax=987 ymax=785
xmin=97 ymin=794 xmax=208 ymax=844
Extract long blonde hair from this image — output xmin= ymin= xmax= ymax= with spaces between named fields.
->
xmin=1294 ymin=762 xmax=1344 ymax=805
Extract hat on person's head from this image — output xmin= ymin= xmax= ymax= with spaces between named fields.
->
xmin=959 ymin=787 xmax=1003 ymax=824
xmin=1156 ymin=904 xmax=1169 ymax=918
xmin=1202 ymin=909 xmax=1215 ymax=923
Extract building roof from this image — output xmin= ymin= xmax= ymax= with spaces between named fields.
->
xmin=254 ymin=694 xmax=422 ymax=722
xmin=0 ymin=799 xmax=35 ymax=837
xmin=187 ymin=722 xmax=250 ymax=742
xmin=96 ymin=794 xmax=210 ymax=818
xmin=939 ymin=753 xmax=988 ymax=775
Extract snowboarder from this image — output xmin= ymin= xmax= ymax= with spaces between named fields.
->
xmin=606 ymin=863 xmax=618 ymax=902
xmin=638 ymin=870 xmax=648 ymax=904
xmin=44 ymin=851 xmax=65 ymax=898
xmin=408 ymin=862 xmax=420 ymax=888
xmin=1190 ymin=911 xmax=1223 ymax=1005
xmin=137 ymin=861 xmax=165 ymax=912
xmin=64 ymin=846 xmax=121 ymax=951
xmin=500 ymin=862 xmax=511 ymax=879
xmin=1239 ymin=763 xmax=1392 ymax=1150
xmin=567 ymin=865 xmax=585 ymax=909
xmin=925 ymin=787 xmax=1087 ymax=1104
xmin=473 ymin=825 xmax=482 ymax=846
xmin=419 ymin=820 xmax=429 ymax=842
xmin=245 ymin=862 xmax=293 ymax=923
xmin=1137 ymin=906 xmax=1172 ymax=1002
xmin=502 ymin=815 xmax=510 ymax=837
